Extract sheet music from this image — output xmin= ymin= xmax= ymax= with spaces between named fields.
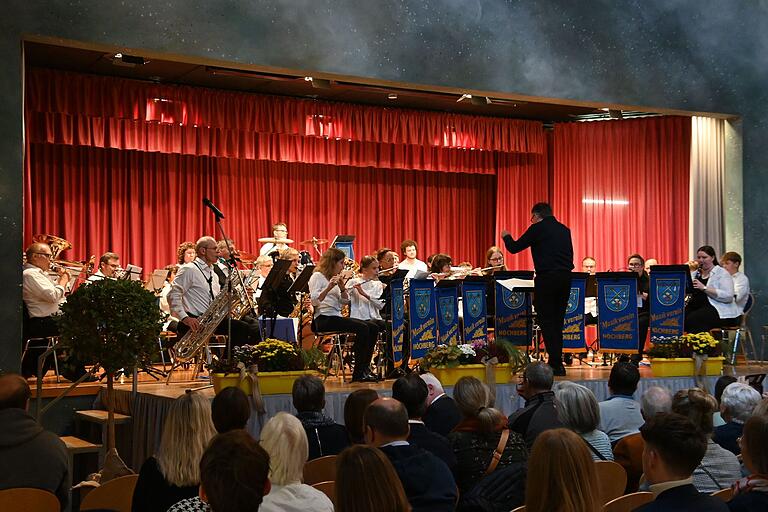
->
xmin=497 ymin=278 xmax=535 ymax=292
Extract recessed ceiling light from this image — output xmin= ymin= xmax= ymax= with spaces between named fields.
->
xmin=387 ymin=93 xmax=398 ymax=100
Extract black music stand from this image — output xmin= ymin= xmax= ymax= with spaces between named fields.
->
xmin=493 ymin=270 xmax=535 ymax=356
xmin=330 ymin=235 xmax=356 ymax=260
xmin=259 ymin=259 xmax=292 ymax=339
xmin=284 ymin=264 xmax=315 ymax=343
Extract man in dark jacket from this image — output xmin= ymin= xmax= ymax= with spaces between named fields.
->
xmin=420 ymin=372 xmax=461 ymax=437
xmin=0 ymin=373 xmax=70 ymax=509
xmin=508 ymin=361 xmax=563 ymax=449
xmin=502 ymin=202 xmax=573 ymax=376
xmin=365 ymin=397 xmax=457 ymax=512
xmin=392 ymin=373 xmax=457 ymax=469
xmin=292 ymin=374 xmax=349 ymax=459
xmin=634 ymin=412 xmax=728 ymax=512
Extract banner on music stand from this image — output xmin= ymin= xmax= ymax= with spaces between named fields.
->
xmin=649 ymin=265 xmax=689 ymax=340
xmin=330 ymin=235 xmax=355 ymax=261
xmin=563 ymin=272 xmax=589 ymax=353
xmin=461 ymin=277 xmax=488 ymax=344
xmin=390 ymin=278 xmax=406 ymax=364
xmin=435 ymin=281 xmax=460 ymax=345
xmin=596 ymin=272 xmax=639 ymax=354
xmin=409 ymin=279 xmax=437 ymax=360
xmin=494 ymin=274 xmax=532 ymax=346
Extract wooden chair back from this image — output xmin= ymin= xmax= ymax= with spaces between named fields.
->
xmin=303 ymin=455 xmax=338 ymax=485
xmin=312 ymin=481 xmax=336 ymax=504
xmin=602 ymin=491 xmax=654 ymax=512
xmin=0 ymin=488 xmax=60 ymax=512
xmin=79 ymin=474 xmax=139 ymax=512
xmin=711 ymin=487 xmax=734 ymax=502
xmin=595 ymin=460 xmax=628 ymax=505
xmin=510 ymin=506 xmax=526 ymax=512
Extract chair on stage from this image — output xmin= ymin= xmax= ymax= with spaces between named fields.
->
xmin=0 ymin=488 xmax=60 ymax=512
xmin=21 ymin=304 xmax=61 ymax=382
xmin=602 ymin=491 xmax=654 ymax=512
xmin=312 ymin=481 xmax=336 ymax=504
xmin=79 ymin=474 xmax=139 ymax=512
xmin=711 ymin=293 xmax=758 ymax=365
xmin=311 ymin=319 xmax=356 ymax=382
xmin=594 ymin=461 xmax=628 ymax=506
xmin=711 ymin=487 xmax=734 ymax=502
xmin=303 ymin=454 xmax=337 ymax=485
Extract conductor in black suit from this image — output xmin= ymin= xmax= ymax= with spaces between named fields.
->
xmin=420 ymin=373 xmax=462 ymax=437
xmin=634 ymin=413 xmax=728 ymax=512
xmin=502 ymin=202 xmax=573 ymax=376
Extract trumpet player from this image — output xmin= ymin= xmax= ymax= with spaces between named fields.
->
xmin=86 ymin=252 xmax=121 ymax=283
xmin=309 ymin=248 xmax=378 ymax=383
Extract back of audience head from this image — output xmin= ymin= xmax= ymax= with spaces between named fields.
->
xmin=336 ymin=445 xmax=410 ymax=512
xmin=640 ymin=412 xmax=707 ymax=483
xmin=363 ymin=397 xmax=409 ymax=446
xmin=0 ymin=373 xmax=30 ymax=410
xmin=553 ymin=381 xmax=600 ymax=434
xmin=741 ymin=414 xmax=768 ymax=475
xmin=671 ymin=387 xmax=718 ymax=434
xmin=453 ymin=376 xmax=505 ymax=432
xmin=260 ymin=412 xmax=308 ymax=486
xmin=721 ymin=382 xmax=762 ymax=423
xmin=518 ymin=361 xmax=554 ymax=399
xmin=525 ymin=428 xmax=600 ymax=512
xmin=419 ymin=372 xmax=445 ymax=403
xmin=714 ymin=375 xmax=737 ymax=405
xmin=292 ymin=374 xmax=326 ymax=413
xmin=211 ymin=386 xmax=250 ymax=433
xmin=754 ymin=397 xmax=768 ymax=418
xmin=392 ymin=373 xmax=428 ymax=419
xmin=157 ymin=391 xmax=217 ymax=487
xmin=608 ymin=361 xmax=640 ymax=396
xmin=200 ymin=430 xmax=271 ymax=512
xmin=640 ymin=386 xmax=672 ymax=420
xmin=344 ymin=388 xmax=379 ymax=444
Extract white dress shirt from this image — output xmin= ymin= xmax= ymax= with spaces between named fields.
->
xmin=731 ymin=271 xmax=750 ymax=313
xmin=348 ymin=277 xmax=385 ymax=320
xmin=86 ymin=270 xmax=112 ymax=283
xmin=691 ymin=265 xmax=740 ymax=319
xmin=168 ymin=257 xmax=221 ymax=321
xmin=309 ymin=272 xmax=349 ymax=318
xmin=22 ymin=263 xmax=66 ymax=318
xmin=399 ymin=258 xmax=428 ymax=272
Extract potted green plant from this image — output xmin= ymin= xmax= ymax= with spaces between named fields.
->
xmin=420 ymin=340 xmax=527 ymax=386
xmin=648 ymin=332 xmax=724 ymax=377
xmin=57 ymin=278 xmax=163 ymax=468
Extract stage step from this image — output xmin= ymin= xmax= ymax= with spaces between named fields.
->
xmin=75 ymin=409 xmax=131 ymax=425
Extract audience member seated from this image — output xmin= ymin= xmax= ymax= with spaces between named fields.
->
xmin=336 ymin=445 xmax=410 ymax=512
xmin=364 ymin=397 xmax=457 ymax=511
xmin=447 ymin=376 xmax=528 ymax=494
xmin=392 ymin=373 xmax=456 ymax=469
xmin=598 ymin=361 xmax=644 ymax=444
xmin=420 ymin=372 xmax=462 ymax=437
xmin=554 ymin=381 xmax=613 ymax=461
xmin=132 ymin=392 xmax=217 ymax=512
xmin=613 ymin=386 xmax=672 ymax=493
xmin=524 ymin=428 xmax=600 ymax=512
xmin=344 ymin=388 xmax=379 ymax=444
xmin=685 ymin=245 xmax=740 ymax=333
xmin=259 ymin=412 xmax=334 ymax=512
xmin=508 ymin=362 xmax=563 ymax=449
xmin=168 ymin=430 xmax=271 ymax=512
xmin=634 ymin=412 xmax=728 ymax=512
xmin=671 ymin=388 xmax=741 ymax=493
xmin=292 ymin=374 xmax=349 ymax=459
xmin=713 ymin=376 xmax=738 ymax=427
xmin=728 ymin=414 xmax=768 ymax=511
xmin=211 ymin=386 xmax=250 ymax=433
xmin=714 ymin=382 xmax=762 ymax=455
xmin=0 ymin=373 xmax=70 ymax=510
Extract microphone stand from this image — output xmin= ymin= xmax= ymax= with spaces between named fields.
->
xmin=210 ymin=209 xmax=234 ymax=364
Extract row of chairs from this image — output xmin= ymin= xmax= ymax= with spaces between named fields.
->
xmin=0 ymin=473 xmax=138 ymax=512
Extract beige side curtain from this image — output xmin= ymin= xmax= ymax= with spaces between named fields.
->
xmin=689 ymin=117 xmax=725 ymax=257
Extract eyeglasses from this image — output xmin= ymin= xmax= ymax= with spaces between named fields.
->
xmin=628 ymin=263 xmax=643 ymax=267
xmin=34 ymin=252 xmax=53 ymax=259
xmin=489 ymin=256 xmax=504 ymax=262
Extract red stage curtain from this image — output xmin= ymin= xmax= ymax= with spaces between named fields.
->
xmin=26 ymin=144 xmax=496 ymax=271
xmin=552 ymin=117 xmax=691 ymax=271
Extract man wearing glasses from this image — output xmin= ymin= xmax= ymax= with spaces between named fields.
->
xmin=259 ymin=222 xmax=291 ymax=256
xmin=501 ymin=202 xmax=574 ymax=376
xmin=86 ymin=252 xmax=121 ymax=283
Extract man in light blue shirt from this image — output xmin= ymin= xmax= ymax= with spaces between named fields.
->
xmin=599 ymin=362 xmax=645 ymax=444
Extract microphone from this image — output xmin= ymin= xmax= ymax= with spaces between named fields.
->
xmin=202 ymin=198 xmax=225 ymax=219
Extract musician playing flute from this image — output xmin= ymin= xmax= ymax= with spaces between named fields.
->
xmin=309 ymin=248 xmax=378 ymax=382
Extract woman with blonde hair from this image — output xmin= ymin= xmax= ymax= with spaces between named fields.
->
xmin=447 ymin=376 xmax=527 ymax=494
xmin=132 ymin=392 xmax=217 ymax=512
xmin=525 ymin=428 xmax=600 ymax=512
xmin=259 ymin=412 xmax=334 ymax=512
xmin=336 ymin=444 xmax=410 ymax=512
xmin=309 ymin=248 xmax=378 ymax=382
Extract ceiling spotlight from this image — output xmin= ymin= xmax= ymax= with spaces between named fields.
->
xmin=457 ymin=93 xmax=472 ymax=103
xmin=112 ymin=53 xmax=149 ymax=67
xmin=304 ymin=76 xmax=313 ymax=82
xmin=600 ymin=107 xmax=610 ymax=111
xmin=608 ymin=109 xmax=623 ymax=119
xmin=470 ymin=95 xmax=492 ymax=106
xmin=304 ymin=76 xmax=332 ymax=89
xmin=387 ymin=93 xmax=398 ymax=100
xmin=114 ymin=52 xmax=123 ymax=59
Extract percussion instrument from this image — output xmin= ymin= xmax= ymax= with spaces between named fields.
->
xmin=258 ymin=237 xmax=294 ymax=244
xmin=299 ymin=237 xmax=329 ymax=246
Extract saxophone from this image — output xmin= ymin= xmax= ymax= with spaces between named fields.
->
xmin=173 ymin=268 xmax=254 ymax=361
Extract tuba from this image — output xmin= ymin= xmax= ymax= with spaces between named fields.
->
xmin=32 ymin=234 xmax=72 ymax=261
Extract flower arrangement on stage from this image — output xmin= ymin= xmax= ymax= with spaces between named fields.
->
xmin=648 ymin=332 xmax=721 ymax=358
xmin=420 ymin=340 xmax=527 ymax=373
xmin=207 ymin=339 xmax=308 ymax=374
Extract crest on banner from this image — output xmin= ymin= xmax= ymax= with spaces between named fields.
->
xmin=566 ymin=287 xmax=580 ymax=314
xmin=466 ymin=290 xmax=483 ymax=318
xmin=606 ymin=285 xmax=630 ymax=312
xmin=439 ymin=296 xmax=455 ymax=325
xmin=503 ymin=289 xmax=525 ymax=309
xmin=656 ymin=279 xmax=681 ymax=306
xmin=394 ymin=291 xmax=404 ymax=321
xmin=415 ymin=289 xmax=431 ymax=319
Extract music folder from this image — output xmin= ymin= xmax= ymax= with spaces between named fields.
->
xmin=378 ymin=268 xmax=409 ymax=286
xmin=145 ymin=269 xmax=168 ymax=292
xmin=287 ymin=265 xmax=315 ymax=294
xmin=263 ymin=258 xmax=291 ymax=291
xmin=123 ymin=264 xmax=143 ymax=281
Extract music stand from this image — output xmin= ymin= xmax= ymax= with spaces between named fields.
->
xmin=259 ymin=259 xmax=292 ymax=339
xmin=379 ymin=268 xmax=409 ymax=286
xmin=287 ymin=264 xmax=315 ymax=295
xmin=330 ymin=235 xmax=356 ymax=260
xmin=122 ymin=264 xmax=143 ymax=281
xmin=145 ymin=269 xmax=168 ymax=294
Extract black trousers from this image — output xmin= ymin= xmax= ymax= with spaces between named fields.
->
xmin=684 ymin=302 xmax=722 ymax=334
xmin=638 ymin=310 xmax=649 ymax=355
xmin=22 ymin=316 xmax=59 ymax=377
xmin=534 ymin=271 xmax=572 ymax=367
xmin=315 ymin=315 xmax=376 ymax=377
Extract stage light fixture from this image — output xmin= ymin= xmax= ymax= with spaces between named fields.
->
xmin=304 ymin=76 xmax=332 ymax=89
xmin=387 ymin=93 xmax=398 ymax=100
